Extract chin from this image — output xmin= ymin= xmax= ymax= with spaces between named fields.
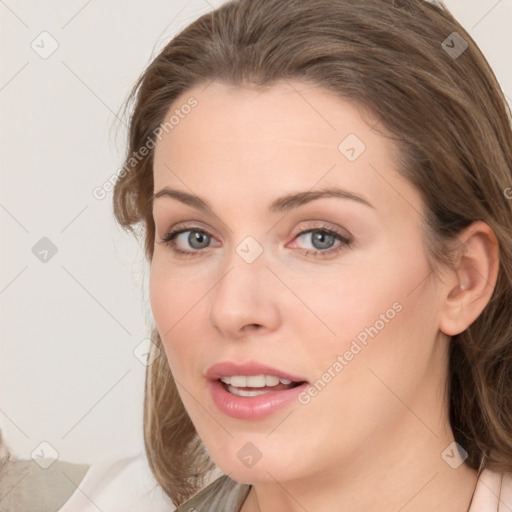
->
xmin=210 ymin=450 xmax=297 ymax=484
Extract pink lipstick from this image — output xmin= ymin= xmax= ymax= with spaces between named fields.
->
xmin=206 ymin=361 xmax=308 ymax=420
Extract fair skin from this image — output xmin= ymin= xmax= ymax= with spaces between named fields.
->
xmin=150 ymin=80 xmax=498 ymax=512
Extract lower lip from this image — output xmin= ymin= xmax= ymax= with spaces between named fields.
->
xmin=208 ymin=379 xmax=309 ymax=420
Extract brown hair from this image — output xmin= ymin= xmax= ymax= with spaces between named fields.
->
xmin=113 ymin=0 xmax=512 ymax=505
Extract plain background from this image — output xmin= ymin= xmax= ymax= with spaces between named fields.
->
xmin=1 ymin=0 xmax=511 ymax=465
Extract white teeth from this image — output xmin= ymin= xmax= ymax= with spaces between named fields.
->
xmin=227 ymin=385 xmax=269 ymax=397
xmin=247 ymin=375 xmax=266 ymax=387
xmin=230 ymin=375 xmax=248 ymax=387
xmin=265 ymin=375 xmax=280 ymax=386
xmin=219 ymin=375 xmax=295 ymax=388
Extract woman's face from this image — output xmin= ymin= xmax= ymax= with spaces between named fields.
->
xmin=150 ymin=80 xmax=451 ymax=483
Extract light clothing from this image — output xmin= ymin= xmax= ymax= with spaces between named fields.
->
xmin=470 ymin=468 xmax=512 ymax=510
xmin=0 ymin=453 xmax=174 ymax=512
xmin=58 ymin=453 xmax=173 ymax=512
xmin=0 ymin=459 xmax=89 ymax=512
xmin=175 ymin=468 xmax=512 ymax=511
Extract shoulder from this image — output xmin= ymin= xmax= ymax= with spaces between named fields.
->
xmin=58 ymin=453 xmax=173 ymax=512
xmin=175 ymin=474 xmax=251 ymax=512
xmin=0 ymin=458 xmax=89 ymax=512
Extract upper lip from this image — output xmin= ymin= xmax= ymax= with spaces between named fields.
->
xmin=206 ymin=361 xmax=308 ymax=383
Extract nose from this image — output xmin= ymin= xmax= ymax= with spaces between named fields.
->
xmin=208 ymin=244 xmax=281 ymax=339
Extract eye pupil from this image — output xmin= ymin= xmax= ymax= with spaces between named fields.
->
xmin=312 ymin=231 xmax=335 ymax=250
xmin=189 ymin=231 xmax=209 ymax=249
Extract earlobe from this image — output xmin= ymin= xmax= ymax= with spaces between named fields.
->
xmin=439 ymin=221 xmax=499 ymax=336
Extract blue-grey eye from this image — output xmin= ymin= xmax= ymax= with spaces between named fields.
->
xmin=185 ymin=230 xmax=211 ymax=249
xmin=297 ymin=230 xmax=337 ymax=251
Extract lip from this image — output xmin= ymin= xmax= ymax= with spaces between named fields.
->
xmin=206 ymin=361 xmax=309 ymax=421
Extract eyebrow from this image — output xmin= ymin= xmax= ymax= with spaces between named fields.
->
xmin=153 ymin=186 xmax=375 ymax=213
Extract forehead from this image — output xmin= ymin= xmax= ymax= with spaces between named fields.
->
xmin=152 ymin=80 xmax=417 ymax=215
xmin=154 ymin=79 xmax=383 ymax=158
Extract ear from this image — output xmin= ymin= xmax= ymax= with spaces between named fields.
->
xmin=439 ymin=221 xmax=499 ymax=336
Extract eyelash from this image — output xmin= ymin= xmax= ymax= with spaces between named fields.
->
xmin=158 ymin=224 xmax=352 ymax=259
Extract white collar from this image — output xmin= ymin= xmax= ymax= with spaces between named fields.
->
xmin=469 ymin=468 xmax=512 ymax=511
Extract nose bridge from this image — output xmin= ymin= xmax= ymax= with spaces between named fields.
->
xmin=209 ymin=234 xmax=279 ymax=334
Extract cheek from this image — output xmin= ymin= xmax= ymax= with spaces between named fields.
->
xmin=290 ymin=245 xmax=440 ymax=447
xmin=299 ymin=233 xmax=437 ymax=387
xmin=295 ymin=237 xmax=430 ymax=345
xmin=149 ymin=256 xmax=207 ymax=376
xmin=328 ymin=241 xmax=441 ymax=399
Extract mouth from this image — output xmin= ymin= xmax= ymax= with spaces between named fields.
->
xmin=206 ymin=361 xmax=309 ymax=420
xmin=218 ymin=374 xmax=306 ymax=397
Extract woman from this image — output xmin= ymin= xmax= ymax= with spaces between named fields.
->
xmin=113 ymin=0 xmax=512 ymax=510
